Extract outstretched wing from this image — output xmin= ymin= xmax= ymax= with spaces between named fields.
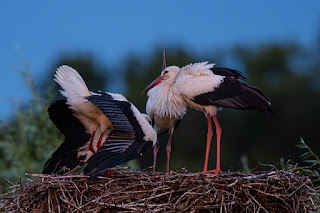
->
xmin=42 ymin=100 xmax=91 ymax=174
xmin=84 ymin=93 xmax=154 ymax=178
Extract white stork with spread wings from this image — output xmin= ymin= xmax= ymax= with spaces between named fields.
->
xmin=43 ymin=66 xmax=157 ymax=178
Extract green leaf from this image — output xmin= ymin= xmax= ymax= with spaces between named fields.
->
xmin=303 ymin=160 xmax=320 ymax=164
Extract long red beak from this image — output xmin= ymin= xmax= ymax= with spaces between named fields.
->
xmin=141 ymin=75 xmax=164 ymax=95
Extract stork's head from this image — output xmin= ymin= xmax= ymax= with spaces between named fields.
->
xmin=141 ymin=66 xmax=180 ymax=95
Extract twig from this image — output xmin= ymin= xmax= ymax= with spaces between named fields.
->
xmin=64 ymin=165 xmax=82 ymax=175
xmin=2 ymin=178 xmax=15 ymax=186
xmin=25 ymin=173 xmax=90 ymax=178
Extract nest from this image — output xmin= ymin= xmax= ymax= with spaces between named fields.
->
xmin=1 ymin=167 xmax=319 ymax=212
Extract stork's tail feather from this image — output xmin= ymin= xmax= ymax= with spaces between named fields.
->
xmin=54 ymin=65 xmax=91 ymax=107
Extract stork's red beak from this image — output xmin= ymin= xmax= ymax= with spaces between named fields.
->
xmin=141 ymin=75 xmax=164 ymax=95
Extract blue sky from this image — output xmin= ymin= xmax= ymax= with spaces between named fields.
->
xmin=1 ymin=1 xmax=319 ymax=120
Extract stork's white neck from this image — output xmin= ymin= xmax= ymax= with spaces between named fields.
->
xmin=147 ymin=81 xmax=186 ymax=119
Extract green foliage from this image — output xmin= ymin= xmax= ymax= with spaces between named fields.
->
xmin=0 ymin=66 xmax=62 ymax=193
xmin=297 ymin=138 xmax=320 ymax=165
xmin=295 ymin=138 xmax=320 ymax=181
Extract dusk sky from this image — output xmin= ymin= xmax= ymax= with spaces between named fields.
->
xmin=1 ymin=1 xmax=319 ymax=119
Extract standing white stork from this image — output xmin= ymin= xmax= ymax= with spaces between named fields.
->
xmin=142 ymin=62 xmax=272 ymax=174
xmin=43 ymin=65 xmax=157 ymax=178
xmin=141 ymin=52 xmax=186 ymax=173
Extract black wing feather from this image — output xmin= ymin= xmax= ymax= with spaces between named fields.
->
xmin=87 ymin=93 xmax=143 ymax=138
xmin=193 ymin=78 xmax=272 ymax=113
xmin=43 ymin=100 xmax=91 ymax=174
xmin=84 ymin=93 xmax=153 ymax=178
xmin=47 ymin=100 xmax=87 ymax=135
xmin=210 ymin=67 xmax=247 ymax=81
xmin=84 ymin=131 xmax=153 ymax=178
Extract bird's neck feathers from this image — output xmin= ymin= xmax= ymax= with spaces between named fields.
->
xmin=147 ymin=82 xmax=186 ymax=119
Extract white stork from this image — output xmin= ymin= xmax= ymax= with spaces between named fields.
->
xmin=43 ymin=65 xmax=157 ymax=178
xmin=141 ymin=52 xmax=186 ymax=173
xmin=142 ymin=62 xmax=272 ymax=174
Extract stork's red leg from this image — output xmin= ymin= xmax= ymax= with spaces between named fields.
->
xmin=166 ymin=128 xmax=173 ymax=173
xmin=88 ymin=131 xmax=96 ymax=154
xmin=203 ymin=113 xmax=213 ymax=173
xmin=96 ymin=133 xmax=104 ymax=150
xmin=153 ymin=144 xmax=158 ymax=173
xmin=208 ymin=114 xmax=222 ymax=174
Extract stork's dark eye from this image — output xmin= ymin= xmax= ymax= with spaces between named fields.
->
xmin=164 ymin=70 xmax=168 ymax=74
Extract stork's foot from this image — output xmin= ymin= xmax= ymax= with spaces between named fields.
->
xmin=208 ymin=168 xmax=222 ymax=174
xmin=203 ymin=168 xmax=222 ymax=174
